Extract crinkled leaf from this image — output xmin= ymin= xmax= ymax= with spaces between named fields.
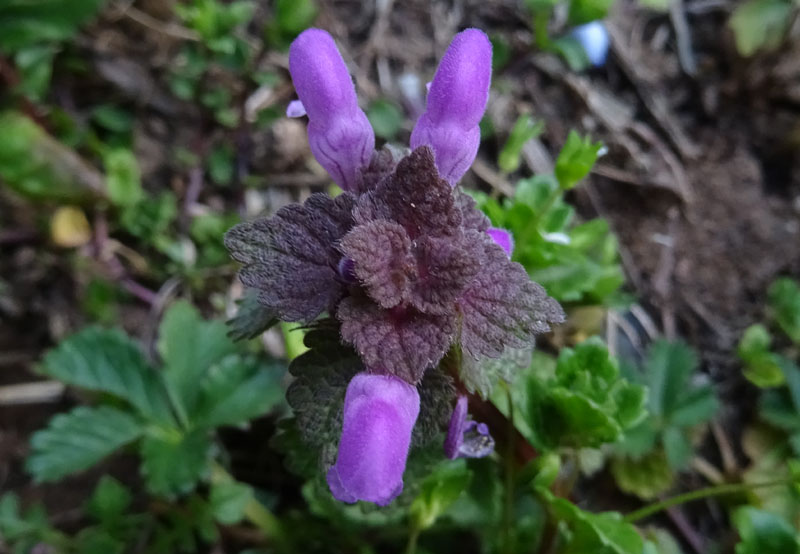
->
xmin=158 ymin=301 xmax=237 ymax=416
xmin=338 ymin=295 xmax=454 ymax=383
xmin=458 ymin=345 xmax=532 ymax=399
xmin=225 ymin=192 xmax=355 ymax=322
xmin=611 ymin=450 xmax=674 ymax=500
xmin=140 ymin=429 xmax=214 ymax=498
xmin=354 ymin=146 xmax=461 ymax=238
xmin=27 ymin=405 xmax=143 ymax=482
xmin=193 ymin=355 xmax=285 ymax=428
xmin=210 ymin=481 xmax=254 ymax=525
xmin=38 ymin=327 xmax=173 ymax=423
xmin=532 ymin=384 xmax=622 ymax=448
xmin=286 ymin=322 xmax=362 ymax=456
xmin=340 ymin=219 xmax=413 ymax=308
xmin=413 ymin=365 xmax=456 ymax=447
xmin=227 ymin=288 xmax=279 ymax=341
xmin=456 ymin=192 xmax=491 ymax=232
xmin=733 ymin=507 xmax=800 ymax=554
xmin=459 ymin=235 xmax=564 ymax=360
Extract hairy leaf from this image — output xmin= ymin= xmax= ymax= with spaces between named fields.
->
xmin=458 ymin=345 xmax=531 ymax=399
xmin=340 ymin=220 xmax=413 ymax=308
xmin=338 ymin=295 xmax=455 ymax=383
xmin=225 ymin=192 xmax=355 ymax=322
xmin=458 ymin=234 xmax=564 ymax=360
xmin=27 ymin=406 xmax=143 ymax=482
xmin=39 ymin=327 xmax=173 ymax=423
xmin=285 ymin=322 xmax=363 ymax=455
xmin=227 ymin=288 xmax=279 ymax=341
xmin=413 ymin=365 xmax=456 ymax=447
xmin=354 ymin=146 xmax=461 ymax=239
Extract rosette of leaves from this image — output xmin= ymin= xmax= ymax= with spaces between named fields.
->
xmin=26 ymin=301 xmax=284 ymax=498
xmin=526 ymin=338 xmax=647 ymax=449
xmin=474 ymin=132 xmax=624 ymax=306
xmin=225 ymin=147 xmax=564 ymax=471
xmin=611 ymin=340 xmax=718 ymax=499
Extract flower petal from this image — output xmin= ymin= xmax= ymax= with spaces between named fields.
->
xmin=289 ymin=28 xmax=375 ymax=191
xmin=410 ymin=29 xmax=492 ymax=184
xmin=487 ymin=227 xmax=514 ymax=257
xmin=327 ymin=373 xmax=420 ymax=505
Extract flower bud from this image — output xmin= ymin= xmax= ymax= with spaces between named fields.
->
xmin=487 ymin=227 xmax=514 ymax=257
xmin=410 ymin=28 xmax=492 ymax=185
xmin=327 ymin=372 xmax=420 ymax=506
xmin=289 ymin=29 xmax=375 ymax=191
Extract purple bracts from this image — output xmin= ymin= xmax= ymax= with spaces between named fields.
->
xmin=411 ymin=29 xmax=492 ymax=185
xmin=487 ymin=227 xmax=514 ymax=257
xmin=327 ymin=372 xmax=420 ymax=506
xmin=289 ymin=29 xmax=375 ymax=191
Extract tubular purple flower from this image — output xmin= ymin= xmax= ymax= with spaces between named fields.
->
xmin=410 ymin=28 xmax=492 ymax=185
xmin=444 ymin=395 xmax=495 ymax=459
xmin=327 ymin=372 xmax=420 ymax=506
xmin=487 ymin=227 xmax=514 ymax=257
xmin=289 ymin=29 xmax=375 ymax=191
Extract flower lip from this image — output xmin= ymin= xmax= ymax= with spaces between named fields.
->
xmin=444 ymin=395 xmax=495 ymax=459
xmin=487 ymin=227 xmax=514 ymax=257
xmin=327 ymin=372 xmax=420 ymax=506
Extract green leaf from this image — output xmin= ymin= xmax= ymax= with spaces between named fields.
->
xmin=611 ymin=450 xmax=674 ymax=500
xmin=38 ymin=326 xmax=174 ymax=423
xmin=410 ymin=461 xmax=472 ymax=530
xmin=568 ymin=0 xmax=615 ymax=24
xmin=275 ymin=0 xmax=317 ymax=35
xmin=285 ymin=322 xmax=362 ymax=459
xmin=158 ymin=300 xmax=237 ymax=419
xmin=738 ymin=324 xmax=785 ymax=387
xmin=768 ymin=278 xmax=800 ymax=344
xmin=0 ymin=0 xmax=108 ymax=52
xmin=668 ymin=385 xmax=718 ymax=427
xmin=0 ymin=493 xmax=52 ymax=542
xmin=104 ymin=148 xmax=143 ymax=208
xmin=413 ymin=365 xmax=456 ymax=447
xmin=541 ymin=490 xmax=644 ymax=554
xmin=498 ymin=115 xmax=544 ymax=173
xmin=207 ymin=144 xmax=234 ymax=185
xmin=27 ymin=405 xmax=143 ymax=482
xmin=91 ymin=105 xmax=133 ymax=134
xmin=227 ymin=288 xmax=279 ymax=341
xmin=733 ymin=507 xmax=800 ymax=554
xmin=554 ymin=130 xmax=603 ymax=190
xmin=729 ymin=0 xmax=792 ymax=57
xmin=140 ymin=429 xmax=214 ymax=497
xmin=529 ymin=338 xmax=646 ymax=448
xmin=367 ymin=99 xmax=403 ymax=140
xmin=14 ymin=45 xmax=56 ymax=101
xmin=644 ymin=340 xmax=697 ymax=418
xmin=552 ymin=36 xmax=592 ymax=72
xmin=87 ymin=476 xmax=132 ymax=523
xmin=192 ymin=355 xmax=285 ymax=428
xmin=210 ymin=481 xmax=254 ymax=525
xmin=662 ymin=426 xmax=692 ymax=469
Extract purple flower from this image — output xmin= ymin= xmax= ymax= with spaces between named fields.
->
xmin=327 ymin=372 xmax=420 ymax=506
xmin=411 ymin=29 xmax=492 ymax=185
xmin=444 ymin=395 xmax=495 ymax=459
xmin=289 ymin=29 xmax=375 ymax=192
xmin=487 ymin=227 xmax=514 ymax=257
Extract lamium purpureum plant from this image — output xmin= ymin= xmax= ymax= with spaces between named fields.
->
xmin=224 ymin=28 xmax=565 ymax=506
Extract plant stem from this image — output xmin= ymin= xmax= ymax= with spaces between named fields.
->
xmin=405 ymin=526 xmax=421 ymax=554
xmin=502 ymin=384 xmax=515 ymax=554
xmin=210 ymin=461 xmax=289 ymax=551
xmin=624 ymin=478 xmax=799 ymax=523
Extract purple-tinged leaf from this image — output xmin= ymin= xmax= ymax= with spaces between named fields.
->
xmin=224 ymin=193 xmax=355 ymax=323
xmin=338 ymin=295 xmax=455 ymax=383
